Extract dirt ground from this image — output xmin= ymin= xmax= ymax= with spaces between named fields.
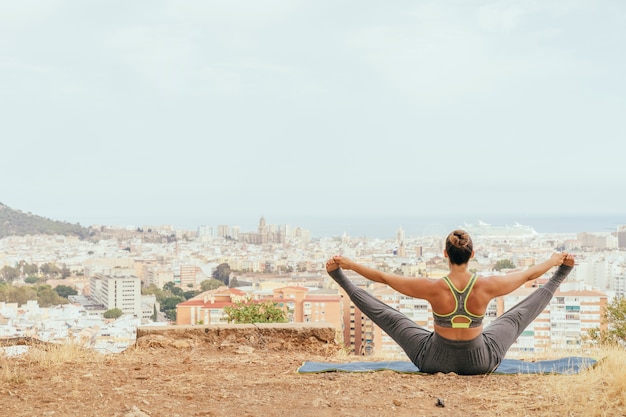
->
xmin=0 ymin=331 xmax=613 ymax=417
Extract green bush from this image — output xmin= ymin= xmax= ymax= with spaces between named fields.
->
xmin=587 ymin=296 xmax=626 ymax=346
xmin=223 ymin=299 xmax=288 ymax=324
xmin=103 ymin=308 xmax=123 ymax=319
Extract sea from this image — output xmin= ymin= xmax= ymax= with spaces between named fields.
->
xmin=94 ymin=213 xmax=626 ymax=240
xmin=280 ymin=214 xmax=626 ymax=239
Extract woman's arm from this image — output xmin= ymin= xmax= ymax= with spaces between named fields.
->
xmin=327 ymin=256 xmax=438 ymax=299
xmin=481 ymin=252 xmax=570 ymax=298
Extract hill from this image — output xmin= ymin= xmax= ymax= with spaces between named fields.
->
xmin=0 ymin=203 xmax=91 ymax=239
xmin=1 ymin=328 xmax=625 ymax=417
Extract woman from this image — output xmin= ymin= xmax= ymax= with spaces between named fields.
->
xmin=326 ymin=229 xmax=575 ymax=375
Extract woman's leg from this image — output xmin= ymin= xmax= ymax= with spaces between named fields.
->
xmin=328 ymin=268 xmax=431 ymax=363
xmin=482 ymin=264 xmax=574 ymax=359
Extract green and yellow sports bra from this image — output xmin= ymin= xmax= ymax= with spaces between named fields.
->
xmin=432 ymin=274 xmax=485 ymax=329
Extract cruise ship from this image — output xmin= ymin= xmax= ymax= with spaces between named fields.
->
xmin=461 ymin=220 xmax=538 ymax=237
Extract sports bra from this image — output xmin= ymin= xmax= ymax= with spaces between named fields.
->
xmin=432 ymin=274 xmax=485 ymax=329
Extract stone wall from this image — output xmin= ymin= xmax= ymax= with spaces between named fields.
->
xmin=135 ymin=323 xmax=340 ymax=354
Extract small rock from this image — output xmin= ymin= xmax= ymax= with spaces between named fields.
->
xmin=435 ymin=398 xmax=445 ymax=408
xmin=392 ymin=399 xmax=402 ymax=407
xmin=311 ymin=398 xmax=331 ymax=407
xmin=123 ymin=405 xmax=151 ymax=417
xmin=172 ymin=340 xmax=192 ymax=349
xmin=235 ymin=346 xmax=255 ymax=354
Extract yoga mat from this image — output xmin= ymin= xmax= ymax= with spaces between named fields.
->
xmin=298 ymin=357 xmax=598 ymax=375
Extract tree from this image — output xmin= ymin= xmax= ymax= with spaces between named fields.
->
xmin=24 ymin=276 xmax=41 ymax=284
xmin=493 ymin=259 xmax=516 ymax=271
xmin=213 ymin=263 xmax=231 ymax=286
xmin=40 ymin=262 xmax=62 ymax=277
xmin=182 ymin=290 xmax=200 ymax=300
xmin=163 ymin=281 xmax=184 ymax=297
xmin=587 ymin=296 xmax=626 ymax=346
xmin=200 ymin=279 xmax=224 ymax=291
xmin=54 ymin=284 xmax=78 ymax=299
xmin=0 ymin=283 xmax=66 ymax=306
xmin=161 ymin=296 xmax=185 ymax=321
xmin=103 ymin=308 xmax=123 ymax=319
xmin=20 ymin=261 xmax=39 ymax=276
xmin=1 ymin=265 xmax=19 ymax=282
xmin=223 ymin=299 xmax=288 ymax=324
xmin=142 ymin=284 xmax=165 ymax=300
xmin=37 ymin=286 xmax=65 ymax=307
xmin=6 ymin=285 xmax=37 ymax=305
xmin=61 ymin=264 xmax=71 ymax=279
xmin=143 ymin=283 xmax=188 ymax=321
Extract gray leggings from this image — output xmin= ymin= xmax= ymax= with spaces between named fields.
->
xmin=328 ymin=265 xmax=573 ymax=375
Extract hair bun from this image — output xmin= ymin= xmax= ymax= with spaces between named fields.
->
xmin=445 ymin=229 xmax=473 ymax=265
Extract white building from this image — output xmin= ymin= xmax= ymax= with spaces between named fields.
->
xmin=141 ymin=294 xmax=160 ymax=321
xmin=90 ymin=275 xmax=142 ymax=317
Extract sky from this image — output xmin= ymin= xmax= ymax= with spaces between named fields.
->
xmin=1 ymin=1 xmax=625 ymax=232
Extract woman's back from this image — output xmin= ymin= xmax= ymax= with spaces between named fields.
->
xmin=430 ymin=272 xmax=493 ymax=340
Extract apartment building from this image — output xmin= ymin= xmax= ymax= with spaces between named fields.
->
xmin=180 ymin=264 xmax=204 ymax=288
xmin=89 ymin=275 xmax=142 ymax=317
xmin=501 ymin=286 xmax=607 ymax=355
xmin=338 ymin=289 xmax=374 ymax=355
xmin=197 ymin=225 xmax=214 ymax=240
xmin=618 ymin=225 xmax=626 ymax=249
xmin=170 ymin=288 xmax=242 ymax=325
xmin=216 ymin=225 xmax=230 ymax=238
xmin=333 ymin=283 xmax=372 ymax=355
xmin=141 ymin=294 xmax=160 ymax=321
xmin=175 ymin=286 xmax=342 ymax=331
xmin=370 ymin=286 xmax=433 ymax=358
xmin=143 ymin=265 xmax=175 ymax=288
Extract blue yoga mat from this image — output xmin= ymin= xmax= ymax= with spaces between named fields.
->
xmin=298 ymin=357 xmax=597 ymax=375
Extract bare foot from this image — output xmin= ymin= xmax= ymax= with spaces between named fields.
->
xmin=326 ymin=258 xmax=339 ymax=272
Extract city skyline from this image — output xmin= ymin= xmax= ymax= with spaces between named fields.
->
xmin=2 ymin=200 xmax=624 ymax=240
xmin=1 ymin=1 xmax=624 ymax=229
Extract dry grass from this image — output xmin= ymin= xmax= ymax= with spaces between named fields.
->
xmin=1 ymin=341 xmax=625 ymax=417
xmin=546 ymin=346 xmax=626 ymax=417
xmin=1 ymin=341 xmax=106 ymax=385
xmin=475 ymin=346 xmax=625 ymax=417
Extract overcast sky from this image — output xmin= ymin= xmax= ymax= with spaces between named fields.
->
xmin=1 ymin=1 xmax=624 ymax=230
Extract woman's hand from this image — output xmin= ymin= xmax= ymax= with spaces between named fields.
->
xmin=332 ymin=255 xmax=354 ymax=270
xmin=549 ymin=252 xmax=568 ymax=267
xmin=562 ymin=254 xmax=575 ymax=267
